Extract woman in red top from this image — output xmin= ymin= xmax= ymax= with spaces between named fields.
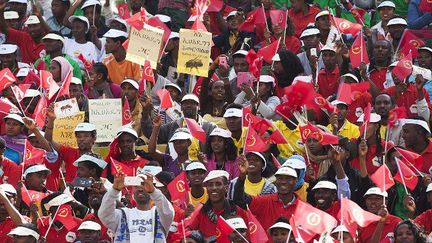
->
xmin=261 ymin=16 xmax=301 ymax=55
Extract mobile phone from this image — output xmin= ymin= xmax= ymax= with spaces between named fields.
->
xmin=219 ymin=56 xmax=228 ymax=69
xmin=124 ymin=176 xmax=144 ymax=186
xmin=73 ymin=177 xmax=94 ymax=188
xmin=310 ymin=48 xmax=317 ymax=57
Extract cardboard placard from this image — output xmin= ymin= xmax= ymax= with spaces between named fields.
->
xmin=54 ymin=98 xmax=80 ymax=119
xmin=52 ymin=112 xmax=85 ymax=148
xmin=177 ymin=29 xmax=212 ymax=77
xmin=126 ymin=24 xmax=164 ymax=68
xmin=88 ymin=99 xmax=122 ymax=143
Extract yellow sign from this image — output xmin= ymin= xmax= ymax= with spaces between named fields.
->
xmin=53 ymin=112 xmax=85 ymax=148
xmin=177 ymin=29 xmax=212 ymax=77
xmin=126 ymin=24 xmax=164 ymax=69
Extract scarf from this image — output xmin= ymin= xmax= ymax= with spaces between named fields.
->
xmin=52 ymin=56 xmax=72 ymax=83
xmin=294 ymin=169 xmax=305 ymax=190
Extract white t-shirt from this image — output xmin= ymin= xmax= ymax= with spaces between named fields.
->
xmin=63 ymin=38 xmax=100 ymax=69
xmin=126 ymin=207 xmax=156 ymax=242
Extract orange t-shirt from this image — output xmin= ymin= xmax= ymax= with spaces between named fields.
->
xmin=103 ymin=54 xmax=142 ymax=84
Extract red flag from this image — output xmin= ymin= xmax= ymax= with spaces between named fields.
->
xmin=239 ymin=9 xmax=265 ymax=32
xmin=419 ymin=0 xmax=432 ymax=13
xmin=126 ymin=8 xmax=148 ymax=30
xmin=76 ymin=53 xmax=94 ymax=71
xmin=122 ymin=98 xmax=132 ymax=125
xmin=56 ymin=70 xmax=73 ymax=98
xmin=275 ymin=101 xmax=300 ymax=120
xmin=207 ymin=0 xmax=223 ymax=12
xmin=216 ymin=216 xmax=235 ymax=236
xmin=399 ymin=30 xmax=425 ymax=58
xmin=11 ymin=85 xmax=26 ymax=102
xmin=0 ymin=97 xmax=20 ymax=117
xmin=122 ymin=39 xmax=129 ymax=50
xmin=117 ymin=3 xmax=131 ymax=19
xmin=24 ymin=141 xmax=46 ymax=165
xmin=245 ymin=127 xmax=268 ymax=152
xmin=109 ymin=137 xmax=120 ymax=160
xmin=387 ymin=107 xmax=407 ymax=128
xmin=148 ymin=16 xmax=171 ymax=43
xmin=340 ymin=198 xmax=380 ymax=227
xmin=392 ymin=52 xmax=413 ymax=81
xmin=246 ymin=207 xmax=268 ymax=243
xmin=360 ymin=102 xmax=372 ymax=137
xmin=293 ymin=200 xmax=338 ymax=238
xmin=350 ymin=33 xmax=369 ymax=69
xmin=21 ymin=69 xmax=41 ymax=86
xmin=110 ymin=157 xmax=134 ymax=176
xmin=269 ymin=9 xmax=287 ymax=28
xmin=370 ymin=164 xmax=395 ymax=191
xmin=54 ymin=204 xmax=79 ymax=230
xmin=350 ymin=82 xmax=370 ymax=101
xmin=141 ymin=59 xmax=155 ymax=84
xmin=0 ymin=68 xmax=16 ymax=93
xmin=156 ymin=89 xmax=173 ymax=109
xmin=33 ymin=96 xmax=47 ymax=128
xmin=289 ymin=217 xmax=312 ymax=243
xmin=245 ymin=49 xmax=263 ymax=79
xmin=251 ymin=117 xmax=272 ymax=135
xmin=350 ymin=8 xmax=366 ymax=24
xmin=40 ymin=70 xmax=60 ymax=100
xmin=35 ymin=60 xmax=46 ymax=71
xmin=337 ymin=82 xmax=352 ymax=105
xmin=299 ymin=122 xmax=339 ymax=145
xmin=192 ymin=77 xmax=203 ymax=97
xmin=333 ymin=17 xmax=362 ymax=36
xmin=167 ymin=171 xmax=189 ymax=203
xmin=184 ymin=203 xmax=204 ymax=227
xmin=242 ymin=107 xmax=253 ymax=127
xmin=184 ymin=118 xmax=206 ymax=143
xmin=395 ymin=147 xmax=423 ymax=173
xmin=394 ymin=158 xmax=419 ymax=191
xmin=192 ymin=18 xmax=208 ymax=32
xmin=271 ymin=153 xmax=282 ymax=169
xmin=269 ymin=130 xmax=288 ymax=144
xmin=257 ymin=38 xmax=280 ymax=63
xmin=21 ymin=186 xmax=48 ymax=206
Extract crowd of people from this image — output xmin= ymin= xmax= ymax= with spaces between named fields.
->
xmin=1 ymin=0 xmax=432 ymax=242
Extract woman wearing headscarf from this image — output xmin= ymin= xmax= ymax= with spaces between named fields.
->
xmin=49 ymin=56 xmax=73 ymax=102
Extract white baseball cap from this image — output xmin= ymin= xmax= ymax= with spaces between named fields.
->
xmin=181 ymin=94 xmax=200 ymax=104
xmin=300 ymin=28 xmax=320 ymax=39
xmin=73 ymin=154 xmax=108 ymax=169
xmin=78 ymin=221 xmax=102 ymax=231
xmin=387 ymin=17 xmax=407 ymax=26
xmin=165 ymin=82 xmax=182 ymax=93
xmin=246 ymin=151 xmax=267 ymax=171
xmin=321 ymin=45 xmax=336 ymax=53
xmin=226 ymin=217 xmax=248 ymax=229
xmin=269 ymin=222 xmax=292 ymax=231
xmin=8 ymin=0 xmax=28 ymax=3
xmin=68 ymin=16 xmax=90 ymax=32
xmin=377 ymin=1 xmax=396 ymax=8
xmin=168 ymin=32 xmax=180 ymax=40
xmin=185 ymin=161 xmax=207 ymax=171
xmin=42 ymin=33 xmax=65 ymax=44
xmin=44 ymin=193 xmax=73 ymax=210
xmin=8 ymin=226 xmax=39 ymax=240
xmin=282 ymin=155 xmax=306 ymax=169
xmin=107 ymin=17 xmax=128 ymax=29
xmin=71 ymin=77 xmax=82 ymax=85
xmin=4 ymin=11 xmax=19 ymax=20
xmin=117 ymin=125 xmax=138 ymax=139
xmin=210 ymin=127 xmax=232 ymax=138
xmin=103 ymin=29 xmax=128 ymax=39
xmin=224 ymin=11 xmax=238 ymax=20
xmin=0 ymin=44 xmax=18 ymax=55
xmin=74 ymin=122 xmax=96 ymax=132
xmin=0 ymin=183 xmax=17 ymax=196
xmin=24 ymin=15 xmax=40 ymax=25
xmin=169 ymin=131 xmax=192 ymax=142
xmin=141 ymin=165 xmax=163 ymax=175
xmin=419 ymin=46 xmax=432 ymax=54
xmin=357 ymin=113 xmax=381 ymax=123
xmin=81 ymin=0 xmax=101 ymax=9
xmin=364 ymin=187 xmax=388 ymax=197
xmin=223 ymin=108 xmax=242 ymax=118
xmin=23 ymin=164 xmax=51 ymax=177
xmin=400 ymin=119 xmax=431 ymax=134
xmin=259 ymin=75 xmax=275 ymax=87
xmin=426 ymin=183 xmax=432 ymax=193
xmin=3 ymin=113 xmax=24 ymax=125
xmin=312 ymin=180 xmax=337 ymax=190
xmin=315 ymin=10 xmax=330 ymax=21
xmin=121 ymin=79 xmax=139 ymax=90
xmin=275 ymin=166 xmax=297 ymax=178
xmin=233 ymin=49 xmax=248 ymax=57
xmin=155 ymin=14 xmax=172 ymax=23
xmin=272 ymin=53 xmax=281 ymax=61
xmin=203 ymin=170 xmax=229 ymax=183
xmin=341 ymin=73 xmax=359 ymax=83
xmin=331 ymin=100 xmax=348 ymax=106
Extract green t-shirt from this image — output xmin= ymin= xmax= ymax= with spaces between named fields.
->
xmin=34 ymin=54 xmax=83 ymax=81
xmin=393 ymin=182 xmax=409 ymax=219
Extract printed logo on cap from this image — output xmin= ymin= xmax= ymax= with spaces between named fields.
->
xmin=409 ymin=104 xmax=418 ymax=114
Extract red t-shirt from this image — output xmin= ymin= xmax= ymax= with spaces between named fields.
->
xmin=346 ymin=92 xmax=372 ymax=124
xmin=359 ymin=214 xmax=401 ymax=243
xmin=7 ymin=28 xmax=45 ymax=64
xmin=350 ymin=140 xmax=387 ymax=175
xmin=414 ymin=209 xmax=432 ymax=235
xmin=0 ymin=218 xmax=15 ymax=243
xmin=249 ymin=193 xmax=300 ymax=230
xmin=38 ymin=216 xmax=82 ymax=242
xmin=369 ymin=68 xmax=388 ymax=91
xmin=317 ymin=67 xmax=340 ymax=99
xmin=59 ymin=145 xmax=81 ymax=183
xmin=1 ymin=157 xmax=22 ymax=185
xmin=288 ymin=5 xmax=321 ymax=38
xmin=324 ymin=201 xmax=340 ymax=220
xmin=411 ymin=140 xmax=432 ymax=174
xmin=384 ymin=84 xmax=432 ymax=118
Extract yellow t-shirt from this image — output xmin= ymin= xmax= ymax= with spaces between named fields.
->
xmin=233 ymin=127 xmax=248 ymax=154
xmin=189 ymin=188 xmax=208 ymax=207
xmin=103 ymin=54 xmax=142 ymax=84
xmin=244 ymin=177 xmax=266 ymax=196
xmin=188 ymin=138 xmax=200 ymax=161
xmin=295 ymin=182 xmax=309 ymax=202
xmin=274 ymin=121 xmax=304 ymax=158
xmin=380 ymin=125 xmax=387 ymax=139
xmin=327 ymin=119 xmax=360 ymax=139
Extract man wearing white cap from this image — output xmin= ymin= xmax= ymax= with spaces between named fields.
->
xmin=223 ymin=103 xmax=247 ymax=151
xmin=7 ymin=223 xmax=40 ymax=243
xmin=3 ymin=10 xmax=19 ymax=29
xmin=6 ymin=0 xmax=27 ymax=28
xmin=297 ymin=26 xmax=324 ymax=76
xmin=386 ymin=16 xmax=408 ymax=50
xmin=401 ymin=117 xmax=432 ymax=173
xmin=359 ymin=187 xmax=401 ymax=242
xmin=226 ymin=216 xmax=250 ymax=243
xmin=371 ymin=1 xmax=396 ymax=40
xmin=234 ymin=161 xmax=300 ymax=230
xmin=328 ymin=100 xmax=360 ymax=139
xmin=76 ymin=220 xmax=103 ymax=243
xmin=46 ymin=0 xmax=72 ymax=36
xmin=268 ymin=218 xmax=294 ymax=243
xmin=21 ymin=89 xmax=41 ymax=115
xmin=188 ymin=170 xmax=248 ymax=242
xmin=99 ymin=172 xmax=174 ymax=242
xmin=159 ymin=31 xmax=180 ymax=79
xmin=330 ymin=225 xmax=354 ymax=243
xmin=229 ymin=49 xmax=251 ymax=96
xmin=0 ymin=44 xmax=26 ymax=74
xmin=311 ymin=180 xmax=340 ymax=218
xmin=69 ymin=77 xmax=89 ymax=119
xmin=317 ymin=45 xmax=340 ymax=99
xmin=0 ymin=183 xmax=29 ymax=242
xmin=366 ymin=39 xmax=393 ymax=91
xmin=120 ymin=79 xmax=142 ymax=135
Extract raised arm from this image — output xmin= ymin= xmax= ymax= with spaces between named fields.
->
xmin=98 ymin=174 xmax=123 ymax=232
xmin=23 ymin=117 xmax=52 ymax=152
xmin=0 ymin=189 xmax=27 ymax=226
xmin=233 ymin=154 xmax=252 ymax=209
xmin=63 ymin=0 xmax=84 ymax=29
xmin=148 ymin=115 xmax=166 ymax=165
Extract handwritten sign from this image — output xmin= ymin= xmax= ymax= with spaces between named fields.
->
xmin=53 ymin=112 xmax=85 ymax=148
xmin=88 ymin=99 xmax=122 ymax=143
xmin=177 ymin=29 xmax=212 ymax=77
xmin=126 ymin=24 xmax=164 ymax=68
xmin=54 ymin=98 xmax=80 ymax=119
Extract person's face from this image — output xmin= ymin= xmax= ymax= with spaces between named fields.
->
xmin=110 ymin=21 xmax=127 ymax=32
xmin=104 ymin=38 xmax=119 ymax=54
xmin=27 ymin=24 xmax=43 ymax=40
xmin=246 ymin=153 xmax=263 ymax=174
xmin=76 ymin=163 xmax=92 ymax=178
xmin=205 ymin=177 xmax=228 ymax=203
xmin=26 ymin=172 xmax=48 ymax=191
xmin=373 ymin=40 xmax=391 ymax=62
xmin=227 ymin=16 xmax=240 ymax=30
xmin=75 ymin=131 xmax=96 ymax=151
xmin=22 ymin=95 xmax=40 ymax=114
xmin=83 ymin=6 xmax=99 ymax=24
xmin=322 ymin=51 xmax=337 ymax=69
xmin=121 ymin=83 xmax=138 ymax=102
xmin=133 ymin=184 xmax=151 ymax=204
xmin=187 ymin=169 xmax=206 ymax=187
xmin=118 ymin=133 xmax=136 ymax=155
xmin=306 ymin=138 xmax=323 ymax=154
xmin=210 ymin=81 xmax=225 ymax=101
xmin=5 ymin=19 xmax=19 ymax=29
xmin=365 ymin=195 xmax=385 ymax=214
xmin=272 ymin=24 xmax=284 ymax=35
xmin=130 ymin=0 xmax=145 ymax=11
xmin=365 ymin=122 xmax=379 ymax=140
xmin=274 ymin=175 xmax=297 ymax=195
xmin=260 ymin=0 xmax=274 ymax=9
xmin=272 ymin=61 xmax=284 ymax=75
xmin=302 ymin=35 xmax=320 ymax=49
xmin=50 ymin=61 xmax=62 ymax=82
xmin=374 ymin=94 xmax=393 ymax=118
xmin=89 ymin=67 xmax=102 ymax=83
xmin=271 ymin=228 xmax=290 ymax=243
xmin=417 ymin=50 xmax=432 ymax=69
xmin=233 ymin=57 xmax=249 ymax=74
xmin=8 ymin=2 xmax=26 ymax=17
xmin=394 ymin=224 xmax=415 ymax=243
xmin=69 ymin=83 xmax=82 ymax=100
xmin=402 ymin=124 xmax=420 ymax=148
xmin=378 ymin=7 xmax=395 ymax=22
xmin=388 ymin=24 xmax=406 ymax=40
xmin=229 ymin=228 xmax=249 ymax=243
xmin=5 ymin=118 xmax=23 ymax=136
xmin=43 ymin=39 xmax=63 ymax=54
xmin=71 ymin=20 xmax=87 ymax=39
xmin=225 ymin=117 xmax=242 ymax=133
xmin=330 ymin=232 xmax=354 ymax=243
xmin=290 ymin=0 xmax=304 ymax=12
xmin=316 ymin=16 xmax=331 ymax=31
xmin=337 ymin=104 xmax=348 ymax=121
xmin=173 ymin=139 xmax=190 ymax=155
xmin=0 ymin=53 xmax=16 ymax=69
xmin=51 ymin=0 xmax=68 ymax=17
xmin=210 ymin=136 xmax=225 ymax=153
xmin=181 ymin=100 xmax=199 ymax=118
xmin=78 ymin=229 xmax=101 ymax=243
xmin=13 ymin=236 xmax=36 ymax=243
xmin=313 ymin=188 xmax=336 ymax=210
xmin=257 ymin=82 xmax=271 ymax=97
xmin=166 ymin=86 xmax=180 ymax=102
xmin=88 ymin=191 xmax=104 ymax=209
